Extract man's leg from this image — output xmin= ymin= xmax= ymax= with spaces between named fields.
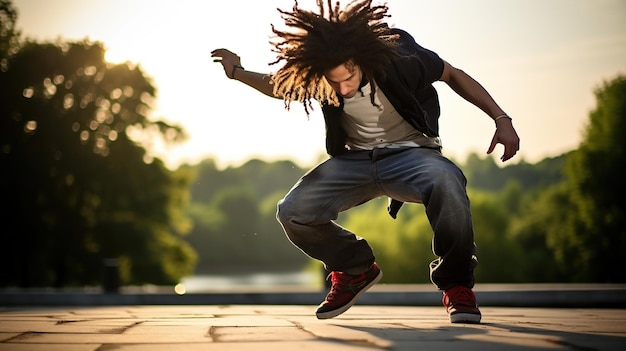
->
xmin=276 ymin=153 xmax=383 ymax=318
xmin=378 ymin=147 xmax=481 ymax=323
xmin=276 ymin=154 xmax=380 ymax=274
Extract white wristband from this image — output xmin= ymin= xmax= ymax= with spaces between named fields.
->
xmin=494 ymin=114 xmax=512 ymax=125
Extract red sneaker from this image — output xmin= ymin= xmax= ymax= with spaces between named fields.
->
xmin=443 ymin=285 xmax=482 ymax=323
xmin=316 ymin=263 xmax=382 ymax=319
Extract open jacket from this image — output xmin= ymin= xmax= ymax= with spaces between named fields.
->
xmin=320 ymin=28 xmax=445 ymax=219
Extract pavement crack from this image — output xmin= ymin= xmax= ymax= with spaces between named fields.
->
xmin=55 ymin=319 xmax=83 ymax=324
xmin=2 ymin=332 xmax=28 ymax=343
xmin=119 ymin=320 xmax=143 ymax=333
xmin=3 ymin=332 xmax=44 ymax=342
xmin=290 ymin=320 xmax=390 ymax=350
xmin=208 ymin=326 xmax=218 ymax=342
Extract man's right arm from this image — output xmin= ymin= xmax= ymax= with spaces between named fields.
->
xmin=211 ymin=48 xmax=281 ymax=99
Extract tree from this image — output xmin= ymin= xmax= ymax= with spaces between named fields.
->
xmin=508 ymin=183 xmax=571 ymax=282
xmin=0 ymin=2 xmax=196 ymax=287
xmin=562 ymin=75 xmax=626 ymax=282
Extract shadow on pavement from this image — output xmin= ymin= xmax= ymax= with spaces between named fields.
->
xmin=344 ymin=322 xmax=626 ymax=351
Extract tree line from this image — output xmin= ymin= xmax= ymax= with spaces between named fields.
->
xmin=1 ymin=1 xmax=196 ymax=287
xmin=1 ymin=1 xmax=624 ymax=288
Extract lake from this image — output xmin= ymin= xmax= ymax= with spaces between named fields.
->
xmin=179 ymin=270 xmax=322 ymax=293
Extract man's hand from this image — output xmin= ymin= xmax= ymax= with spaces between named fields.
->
xmin=487 ymin=119 xmax=520 ymax=162
xmin=211 ymin=48 xmax=242 ymax=79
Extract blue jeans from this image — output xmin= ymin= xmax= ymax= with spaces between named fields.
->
xmin=276 ymin=147 xmax=477 ymax=290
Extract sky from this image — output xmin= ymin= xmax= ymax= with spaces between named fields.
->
xmin=11 ymin=0 xmax=626 ymax=169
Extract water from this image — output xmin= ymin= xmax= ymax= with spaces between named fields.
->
xmin=179 ymin=271 xmax=321 ymax=293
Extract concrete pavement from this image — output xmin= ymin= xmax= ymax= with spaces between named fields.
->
xmin=1 ymin=304 xmax=625 ymax=350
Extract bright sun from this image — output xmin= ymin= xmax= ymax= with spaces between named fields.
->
xmin=104 ymin=45 xmax=134 ymax=64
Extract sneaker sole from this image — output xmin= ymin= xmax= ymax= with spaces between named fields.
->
xmin=316 ymin=269 xmax=383 ymax=320
xmin=450 ymin=312 xmax=481 ymax=324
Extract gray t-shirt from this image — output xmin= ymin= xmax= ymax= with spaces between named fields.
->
xmin=341 ymin=81 xmax=441 ymax=150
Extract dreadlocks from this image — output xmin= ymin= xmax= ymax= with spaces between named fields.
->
xmin=270 ymin=0 xmax=400 ymax=114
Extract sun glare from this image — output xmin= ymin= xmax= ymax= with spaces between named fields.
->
xmin=104 ymin=46 xmax=132 ymax=64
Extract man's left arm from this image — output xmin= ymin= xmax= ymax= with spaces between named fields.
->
xmin=439 ymin=60 xmax=520 ymax=162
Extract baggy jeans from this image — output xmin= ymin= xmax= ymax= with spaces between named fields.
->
xmin=276 ymin=147 xmax=477 ymax=290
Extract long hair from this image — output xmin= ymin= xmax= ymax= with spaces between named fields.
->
xmin=270 ymin=0 xmax=400 ymax=114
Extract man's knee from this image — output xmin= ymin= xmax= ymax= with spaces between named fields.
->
xmin=276 ymin=195 xmax=307 ymax=225
xmin=276 ymin=197 xmax=290 ymax=225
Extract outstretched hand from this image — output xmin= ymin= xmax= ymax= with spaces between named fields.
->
xmin=211 ymin=48 xmax=242 ymax=79
xmin=487 ymin=119 xmax=520 ymax=162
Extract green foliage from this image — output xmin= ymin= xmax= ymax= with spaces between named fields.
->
xmin=562 ymin=75 xmax=626 ymax=282
xmin=0 ymin=3 xmax=195 ymax=287
xmin=509 ymin=183 xmax=574 ymax=281
xmin=464 ymin=152 xmax=567 ymax=192
xmin=507 ymin=74 xmax=626 ymax=283
xmin=339 ymin=198 xmax=435 ymax=283
xmin=183 ymin=158 xmax=311 ymax=273
xmin=189 ymin=158 xmax=303 ymax=203
xmin=467 ymin=188 xmax=524 ymax=283
xmin=0 ymin=0 xmax=19 ymax=56
xmin=185 ymin=179 xmax=310 ymax=274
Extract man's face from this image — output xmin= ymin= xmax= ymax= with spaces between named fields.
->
xmin=323 ymin=61 xmax=363 ymax=99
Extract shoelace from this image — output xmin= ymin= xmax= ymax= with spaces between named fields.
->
xmin=326 ymin=272 xmax=349 ymax=299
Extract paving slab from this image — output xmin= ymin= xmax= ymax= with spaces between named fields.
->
xmin=0 ymin=305 xmax=624 ymax=351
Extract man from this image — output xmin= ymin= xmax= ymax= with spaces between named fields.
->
xmin=211 ymin=0 xmax=519 ymax=323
